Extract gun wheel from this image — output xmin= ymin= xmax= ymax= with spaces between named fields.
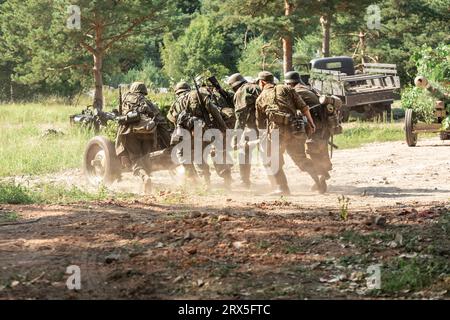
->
xmin=84 ymin=136 xmax=121 ymax=186
xmin=405 ymin=109 xmax=417 ymax=147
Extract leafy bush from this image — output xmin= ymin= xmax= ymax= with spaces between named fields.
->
xmin=411 ymin=44 xmax=450 ymax=83
xmin=401 ymin=44 xmax=449 ymax=126
xmin=0 ymin=182 xmax=34 ymax=204
xmin=381 ymin=256 xmax=449 ymax=293
xmin=107 ymin=59 xmax=170 ymax=90
xmin=161 ymin=15 xmax=230 ymax=82
xmin=401 ymin=86 xmax=436 ymax=123
xmin=238 ymin=36 xmax=282 ymax=79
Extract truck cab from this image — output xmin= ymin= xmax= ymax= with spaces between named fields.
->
xmin=310 ymin=56 xmax=356 ymax=76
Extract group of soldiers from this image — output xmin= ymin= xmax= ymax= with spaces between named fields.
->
xmin=115 ymin=70 xmax=343 ymax=196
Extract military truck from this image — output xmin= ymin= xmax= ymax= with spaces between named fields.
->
xmin=306 ymin=56 xmax=401 ymax=121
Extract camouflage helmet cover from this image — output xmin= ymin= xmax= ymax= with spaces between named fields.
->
xmin=130 ymin=82 xmax=148 ymax=95
xmin=227 ymin=73 xmax=247 ymax=89
xmin=174 ymin=81 xmax=191 ymax=94
xmin=257 ymin=71 xmax=274 ymax=83
xmin=284 ymin=71 xmax=301 ymax=84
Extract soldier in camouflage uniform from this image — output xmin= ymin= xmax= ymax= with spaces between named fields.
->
xmin=285 ymin=71 xmax=332 ymax=192
xmin=227 ymin=73 xmax=261 ymax=188
xmin=168 ymin=82 xmax=191 ymax=125
xmin=115 ymin=82 xmax=171 ymax=193
xmin=255 ymin=71 xmax=326 ymax=195
xmin=168 ymin=82 xmax=198 ymax=181
xmin=209 ymin=87 xmax=236 ymax=130
xmin=170 ymin=81 xmax=233 ymax=188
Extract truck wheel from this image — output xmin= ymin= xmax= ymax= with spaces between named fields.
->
xmin=340 ymin=107 xmax=350 ymax=122
xmin=370 ymin=103 xmax=391 ymax=121
xmin=405 ymin=109 xmax=417 ymax=147
xmin=84 ymin=136 xmax=121 ymax=186
xmin=383 ymin=103 xmax=392 ymax=120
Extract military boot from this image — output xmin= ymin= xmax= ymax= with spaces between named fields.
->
xmin=318 ymin=176 xmax=328 ymax=194
xmin=223 ymin=175 xmax=233 ymax=191
xmin=311 ymin=176 xmax=327 ymax=194
xmin=239 ymin=164 xmax=251 ymax=189
xmin=183 ymin=165 xmax=199 ymax=185
xmin=203 ymin=175 xmax=211 ymax=190
xmin=241 ymin=180 xmax=251 ymax=190
xmin=143 ymin=176 xmax=152 ymax=194
xmin=136 ymin=168 xmax=152 ymax=194
xmin=269 ymin=185 xmax=291 ymax=196
xmin=268 ymin=171 xmax=290 ymax=196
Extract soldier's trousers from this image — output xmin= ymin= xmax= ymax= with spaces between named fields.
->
xmin=205 ymin=141 xmax=233 ymax=182
xmin=189 ymin=134 xmax=232 ymax=182
xmin=267 ymin=132 xmax=319 ymax=191
xmin=124 ymin=133 xmax=156 ymax=179
xmin=306 ymin=137 xmax=332 ymax=179
xmin=239 ymin=141 xmax=251 ymax=184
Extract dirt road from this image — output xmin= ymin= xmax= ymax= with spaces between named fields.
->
xmin=12 ymin=136 xmax=450 ymax=208
xmin=1 ymin=138 xmax=449 ymax=299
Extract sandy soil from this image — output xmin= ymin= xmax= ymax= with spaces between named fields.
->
xmin=1 ymin=138 xmax=449 ymax=299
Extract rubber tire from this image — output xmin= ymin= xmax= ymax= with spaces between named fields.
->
xmin=405 ymin=109 xmax=417 ymax=147
xmin=83 ymin=136 xmax=121 ymax=186
xmin=340 ymin=107 xmax=350 ymax=122
xmin=385 ymin=103 xmax=392 ymax=120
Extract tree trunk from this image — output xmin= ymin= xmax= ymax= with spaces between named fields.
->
xmin=320 ymin=14 xmax=331 ymax=57
xmin=93 ymin=53 xmax=104 ymax=110
xmin=9 ymin=77 xmax=14 ymax=103
xmin=359 ymin=31 xmax=366 ymax=65
xmin=93 ymin=23 xmax=104 ymax=110
xmin=282 ymin=0 xmax=293 ymax=74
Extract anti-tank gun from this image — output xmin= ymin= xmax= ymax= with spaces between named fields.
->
xmin=404 ymin=76 xmax=450 ymax=146
xmin=70 ymin=105 xmax=118 ymax=132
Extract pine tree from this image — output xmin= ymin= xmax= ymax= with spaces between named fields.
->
xmin=0 ymin=0 xmax=177 ymax=108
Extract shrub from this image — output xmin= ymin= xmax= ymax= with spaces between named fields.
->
xmin=0 ymin=182 xmax=35 ymax=204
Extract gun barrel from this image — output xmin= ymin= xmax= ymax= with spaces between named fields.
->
xmin=415 ymin=76 xmax=448 ymax=101
xmin=208 ymin=76 xmax=234 ymax=107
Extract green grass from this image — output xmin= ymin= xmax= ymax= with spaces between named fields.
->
xmin=0 ymin=181 xmax=132 ymax=204
xmin=0 ymin=102 xmax=416 ymax=178
xmin=334 ymin=122 xmax=405 ymax=149
xmin=0 ymin=103 xmax=95 ymax=177
xmin=0 ymin=182 xmax=35 ymax=204
xmin=0 ymin=211 xmax=19 ymax=223
xmin=381 ymin=256 xmax=449 ymax=293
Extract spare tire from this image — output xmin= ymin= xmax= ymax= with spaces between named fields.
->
xmin=83 ymin=136 xmax=121 ymax=186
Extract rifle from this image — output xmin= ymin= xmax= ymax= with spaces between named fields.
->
xmin=208 ymin=76 xmax=234 ymax=107
xmin=192 ymin=77 xmax=213 ymax=128
xmin=118 ymin=85 xmax=123 ymax=115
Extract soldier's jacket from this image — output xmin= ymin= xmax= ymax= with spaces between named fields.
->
xmin=116 ymin=92 xmax=171 ymax=157
xmin=293 ymin=83 xmax=334 ymax=139
xmin=293 ymin=83 xmax=326 ymax=131
xmin=233 ymin=82 xmax=261 ymax=130
xmin=213 ymin=90 xmax=234 ymax=109
xmin=172 ymin=88 xmax=228 ymax=132
xmin=121 ymin=92 xmax=164 ymax=128
xmin=168 ymin=91 xmax=191 ymax=125
xmin=210 ymin=90 xmax=236 ymax=129
xmin=293 ymin=84 xmax=320 ymax=108
xmin=256 ymin=84 xmax=308 ymax=130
